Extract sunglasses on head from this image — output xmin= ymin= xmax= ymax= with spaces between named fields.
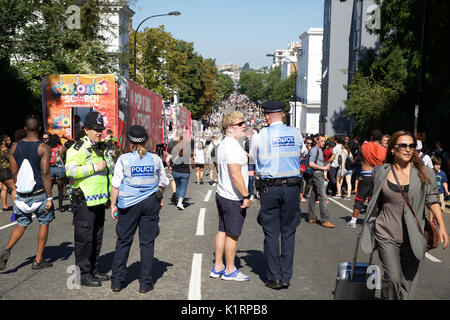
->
xmin=395 ymin=143 xmax=416 ymax=150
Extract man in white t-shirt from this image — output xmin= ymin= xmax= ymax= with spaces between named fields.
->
xmin=210 ymin=111 xmax=251 ymax=282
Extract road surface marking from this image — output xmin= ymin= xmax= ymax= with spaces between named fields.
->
xmin=188 ymin=253 xmax=202 ymax=300
xmin=425 ymin=252 xmax=442 ymax=263
xmin=204 ymin=190 xmax=212 ymax=202
xmin=0 ymin=215 xmax=36 ymax=231
xmin=328 ymin=197 xmax=353 ymax=213
xmin=196 ymin=208 xmax=205 ymax=236
xmin=328 ymin=198 xmax=442 ymax=263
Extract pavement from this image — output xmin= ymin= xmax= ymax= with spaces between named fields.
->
xmin=0 ymin=172 xmax=449 ymax=301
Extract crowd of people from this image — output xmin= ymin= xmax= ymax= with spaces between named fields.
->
xmin=0 ymin=103 xmax=449 ymax=299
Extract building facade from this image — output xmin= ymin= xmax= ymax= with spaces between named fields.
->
xmin=320 ymin=0 xmax=379 ymax=136
xmin=100 ymin=0 xmax=135 ymax=78
xmin=292 ymin=28 xmax=323 ymax=134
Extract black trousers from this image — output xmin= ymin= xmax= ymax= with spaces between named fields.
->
xmin=111 ymin=194 xmax=160 ymax=288
xmin=73 ymin=200 xmax=106 ymax=280
xmin=257 ymin=184 xmax=301 ymax=283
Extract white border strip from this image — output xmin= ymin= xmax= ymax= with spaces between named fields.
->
xmin=196 ymin=208 xmax=205 ymax=236
xmin=204 ymin=190 xmax=212 ymax=202
xmin=328 ymin=197 xmax=353 ymax=213
xmin=188 ymin=253 xmax=202 ymax=300
xmin=425 ymin=252 xmax=442 ymax=263
xmin=0 ymin=215 xmax=36 ymax=231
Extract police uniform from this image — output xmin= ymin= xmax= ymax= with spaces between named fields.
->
xmin=249 ymin=100 xmax=303 ymax=289
xmin=110 ymin=125 xmax=169 ymax=293
xmin=65 ymin=112 xmax=114 ymax=287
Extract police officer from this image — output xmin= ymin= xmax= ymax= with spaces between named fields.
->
xmin=249 ymin=100 xmax=304 ymax=290
xmin=65 ymin=112 xmax=114 ymax=287
xmin=109 ymin=125 xmax=169 ymax=293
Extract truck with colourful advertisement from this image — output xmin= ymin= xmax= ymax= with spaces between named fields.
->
xmin=42 ymin=74 xmax=175 ymax=153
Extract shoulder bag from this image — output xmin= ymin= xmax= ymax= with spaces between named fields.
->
xmin=391 ymin=164 xmax=439 ymax=251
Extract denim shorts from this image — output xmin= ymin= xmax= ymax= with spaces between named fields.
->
xmin=50 ymin=165 xmax=65 ymax=179
xmin=215 ymin=193 xmax=247 ymax=237
xmin=14 ymin=192 xmax=55 ymax=227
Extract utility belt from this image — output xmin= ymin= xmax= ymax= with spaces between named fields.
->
xmin=17 ymin=189 xmax=45 ymax=198
xmin=256 ymin=177 xmax=301 ymax=189
xmin=71 ymin=188 xmax=85 ymax=204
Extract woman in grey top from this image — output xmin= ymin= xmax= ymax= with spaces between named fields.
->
xmin=360 ymin=131 xmax=448 ymax=300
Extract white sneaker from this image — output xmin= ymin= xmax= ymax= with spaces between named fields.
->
xmin=250 ymin=195 xmax=254 ymax=201
xmin=221 ymin=268 xmax=250 ymax=281
xmin=346 ymin=220 xmax=356 ymax=228
xmin=177 ymin=202 xmax=184 ymax=210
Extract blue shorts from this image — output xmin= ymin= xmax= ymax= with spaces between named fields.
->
xmin=50 ymin=166 xmax=65 ymax=179
xmin=14 ymin=192 xmax=55 ymax=227
xmin=215 ymin=193 xmax=247 ymax=237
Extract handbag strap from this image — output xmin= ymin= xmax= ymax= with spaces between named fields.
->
xmin=390 ymin=164 xmax=425 ymax=237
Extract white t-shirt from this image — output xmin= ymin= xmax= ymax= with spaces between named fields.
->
xmin=216 ymin=136 xmax=249 ymax=201
xmin=194 ymin=147 xmax=205 ymax=164
xmin=331 ymin=144 xmax=343 ymax=168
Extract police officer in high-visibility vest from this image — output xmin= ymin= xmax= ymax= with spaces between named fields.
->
xmin=110 ymin=125 xmax=168 ymax=293
xmin=249 ymin=100 xmax=304 ymax=290
xmin=65 ymin=112 xmax=114 ymax=287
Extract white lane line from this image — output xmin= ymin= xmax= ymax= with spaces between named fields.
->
xmin=328 ymin=197 xmax=353 ymax=213
xmin=425 ymin=253 xmax=442 ymax=263
xmin=328 ymin=198 xmax=442 ymax=263
xmin=0 ymin=215 xmax=36 ymax=231
xmin=204 ymin=190 xmax=212 ymax=202
xmin=196 ymin=208 xmax=206 ymax=236
xmin=188 ymin=253 xmax=202 ymax=300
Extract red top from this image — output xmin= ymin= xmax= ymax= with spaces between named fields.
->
xmin=323 ymin=148 xmax=333 ymax=162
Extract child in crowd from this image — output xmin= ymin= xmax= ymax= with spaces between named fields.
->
xmin=432 ymin=156 xmax=449 ymax=213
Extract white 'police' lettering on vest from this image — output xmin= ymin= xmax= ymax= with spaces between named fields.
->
xmin=271 ymin=136 xmax=295 ymax=147
xmin=130 ymin=166 xmax=155 ymax=177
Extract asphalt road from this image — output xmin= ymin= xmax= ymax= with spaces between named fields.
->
xmin=0 ymin=172 xmax=449 ymax=301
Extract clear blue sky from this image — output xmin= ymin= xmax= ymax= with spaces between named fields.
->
xmin=131 ymin=0 xmax=324 ymax=69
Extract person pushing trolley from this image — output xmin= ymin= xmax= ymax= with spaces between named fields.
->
xmin=249 ymin=100 xmax=304 ymax=290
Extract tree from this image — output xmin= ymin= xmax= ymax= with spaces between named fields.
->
xmin=217 ymin=73 xmax=234 ymax=101
xmin=0 ymin=0 xmax=119 ymax=134
xmin=344 ymin=0 xmax=450 ymax=142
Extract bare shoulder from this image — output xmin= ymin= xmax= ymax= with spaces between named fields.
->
xmin=39 ymin=141 xmax=51 ymax=155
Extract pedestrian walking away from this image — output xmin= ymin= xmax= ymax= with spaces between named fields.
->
xmin=211 ymin=111 xmax=251 ymax=282
xmin=0 ymin=115 xmax=54 ymax=272
xmin=307 ymin=134 xmax=334 ymax=228
xmin=250 ymin=100 xmax=303 ymax=290
xmin=347 ymin=129 xmax=386 ymax=228
xmin=360 ymin=131 xmax=449 ymax=300
xmin=46 ymin=134 xmax=67 ymax=212
xmin=0 ymin=134 xmax=17 ymax=212
xmin=168 ymin=131 xmax=192 ymax=210
xmin=64 ymin=111 xmax=114 ymax=287
xmin=110 ymin=125 xmax=169 ymax=293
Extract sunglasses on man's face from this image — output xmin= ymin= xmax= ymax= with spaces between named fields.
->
xmin=395 ymin=143 xmax=417 ymax=150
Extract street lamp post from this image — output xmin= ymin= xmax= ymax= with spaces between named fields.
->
xmin=133 ymin=11 xmax=181 ymax=82
xmin=266 ymin=54 xmax=298 ymax=127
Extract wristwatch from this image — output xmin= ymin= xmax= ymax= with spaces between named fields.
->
xmin=242 ymin=195 xmax=250 ymax=200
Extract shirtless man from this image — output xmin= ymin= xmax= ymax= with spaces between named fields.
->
xmin=346 ymin=129 xmax=386 ymax=228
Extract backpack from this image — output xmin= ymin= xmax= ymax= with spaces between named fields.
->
xmin=16 ymin=159 xmax=36 ymax=194
xmin=50 ymin=146 xmax=59 ymax=166
xmin=344 ymin=153 xmax=355 ymax=170
xmin=300 ymin=150 xmax=314 ymax=179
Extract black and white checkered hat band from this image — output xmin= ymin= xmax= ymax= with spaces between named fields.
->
xmin=127 ymin=134 xmax=148 ymax=143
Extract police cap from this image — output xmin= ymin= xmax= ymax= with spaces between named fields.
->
xmin=261 ymin=100 xmax=285 ymax=113
xmin=127 ymin=125 xmax=148 ymax=144
xmin=84 ymin=112 xmax=105 ymax=131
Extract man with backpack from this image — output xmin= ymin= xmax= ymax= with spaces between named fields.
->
xmin=0 ymin=115 xmax=54 ymax=271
